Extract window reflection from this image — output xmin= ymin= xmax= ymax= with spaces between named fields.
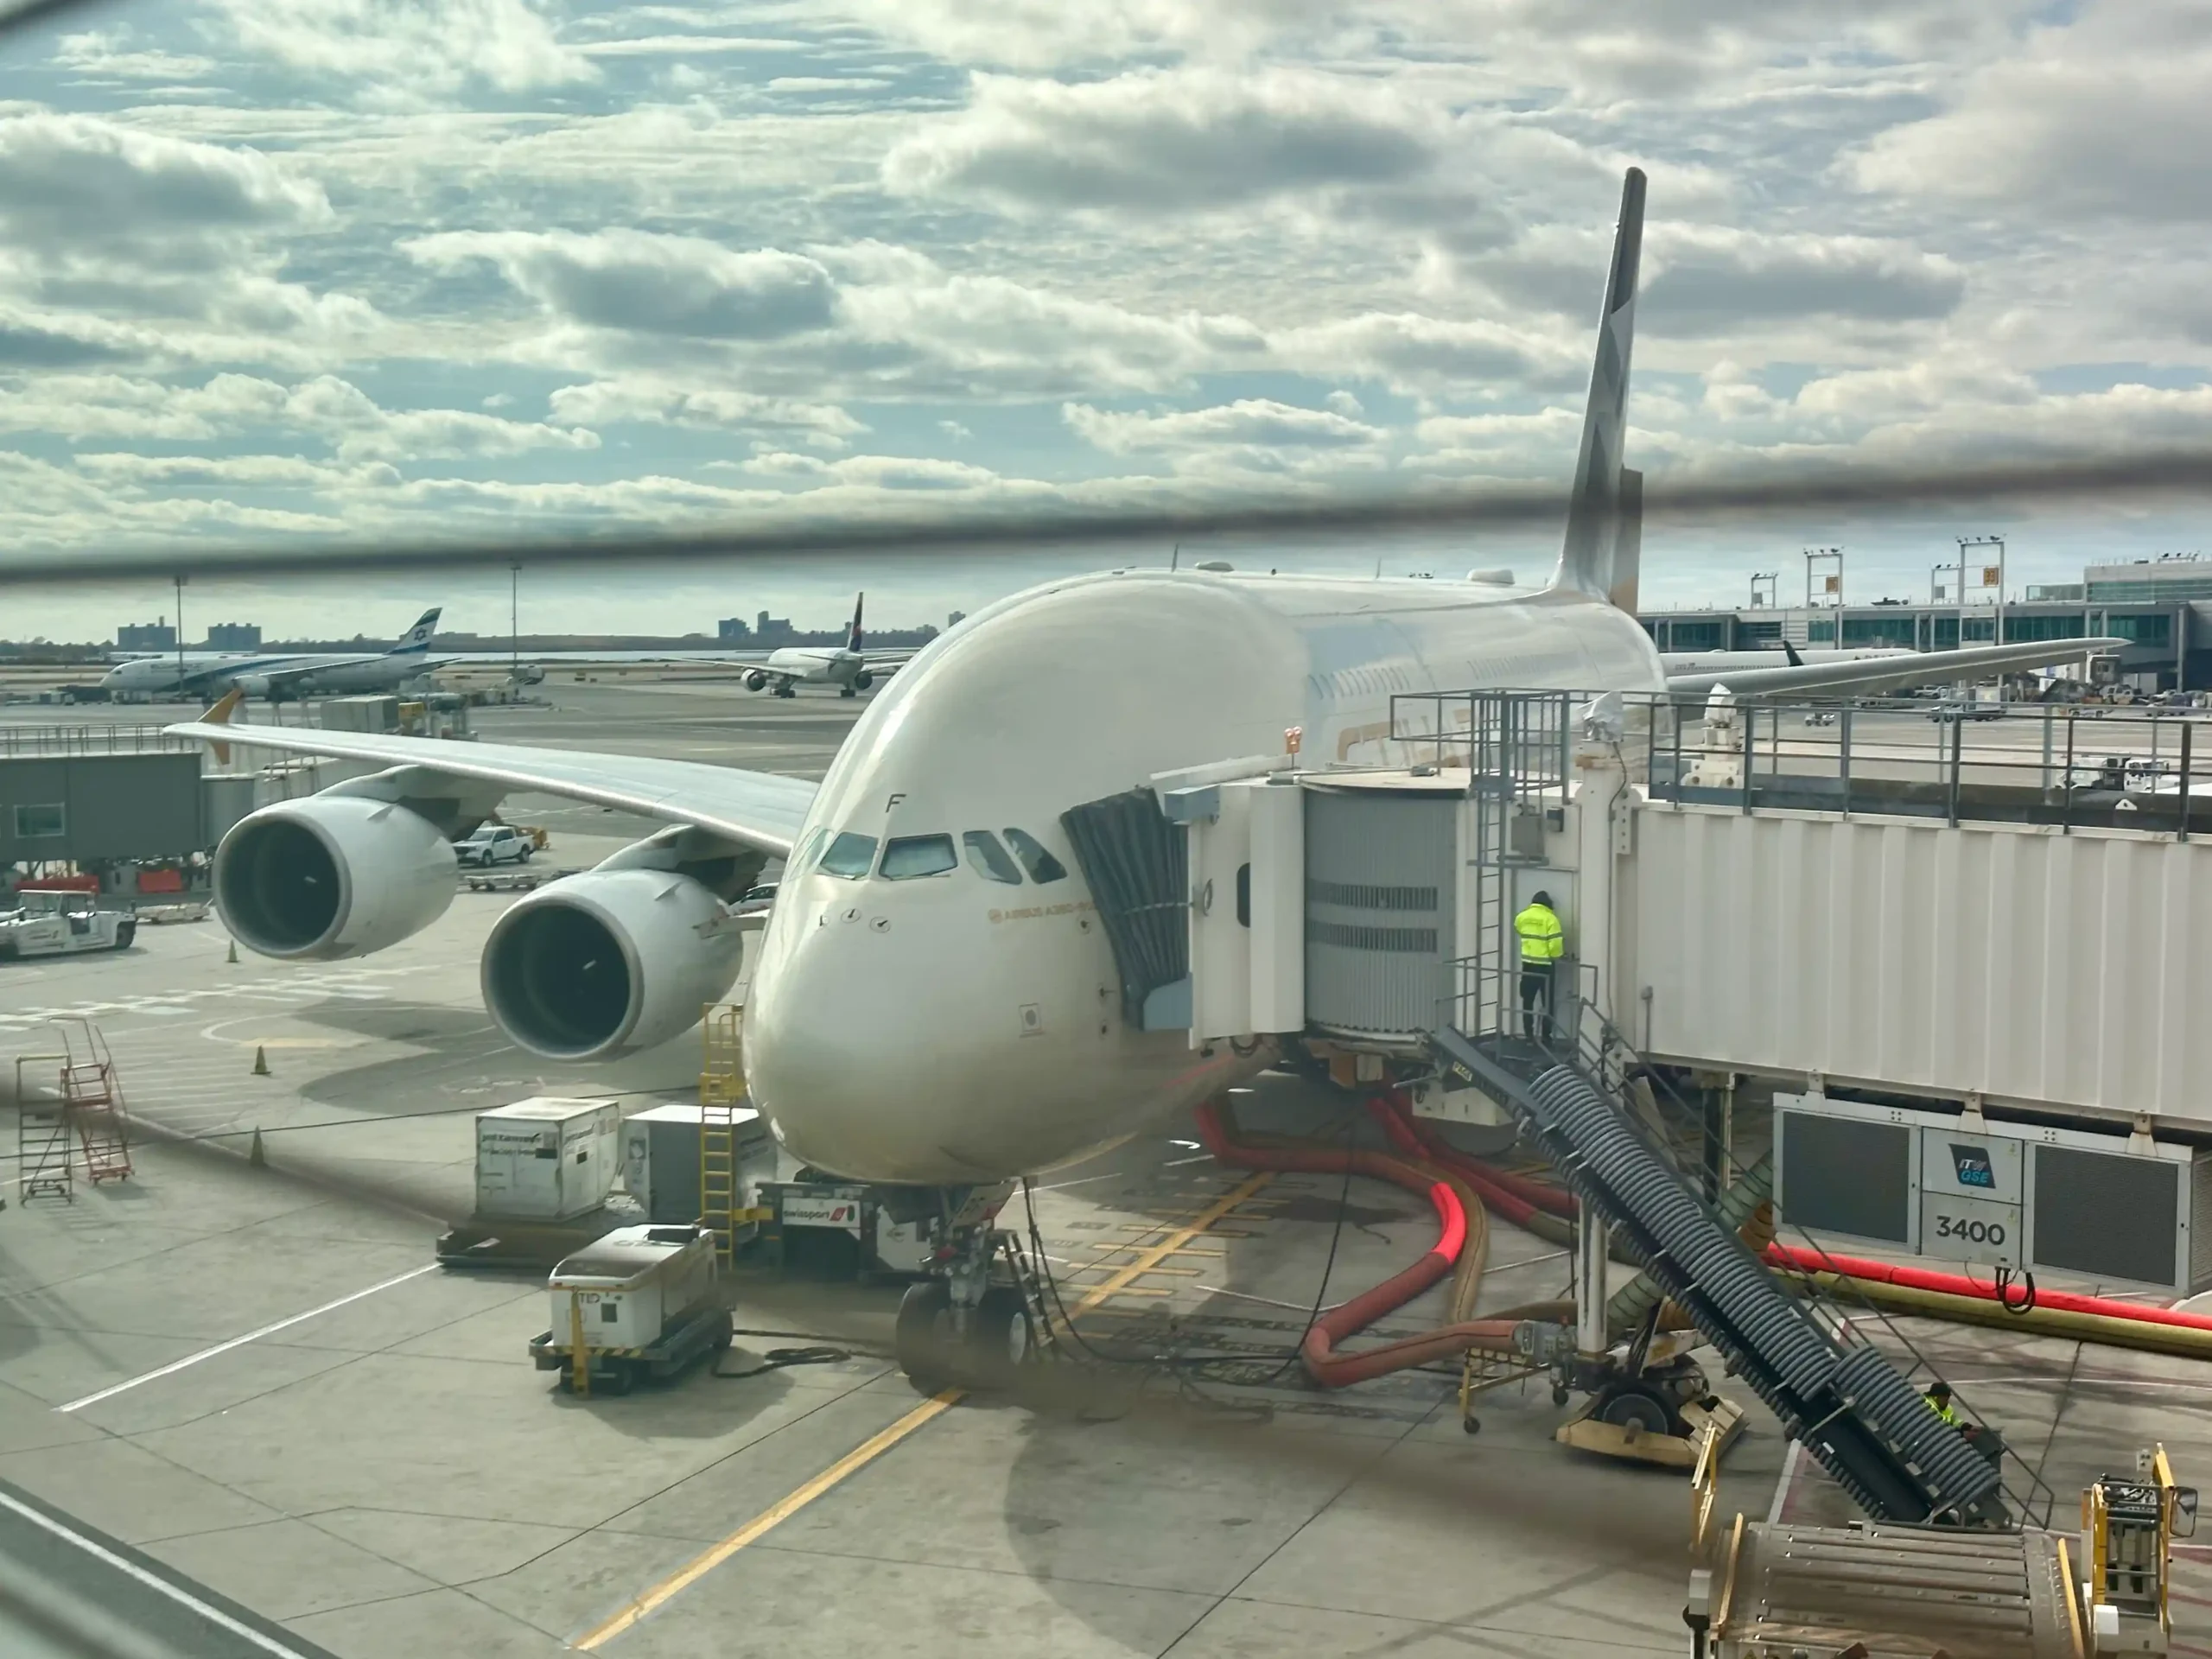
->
xmin=881 ymin=834 xmax=957 ymax=880
xmin=963 ymin=830 xmax=1023 ymax=884
xmin=818 ymin=831 xmax=877 ymax=879
xmin=1003 ymin=828 xmax=1066 ymax=884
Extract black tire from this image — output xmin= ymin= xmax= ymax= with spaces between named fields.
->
xmin=1461 ymin=1415 xmax=1481 ymax=1435
xmin=965 ymin=1286 xmax=1034 ymax=1389
xmin=599 ymin=1362 xmax=635 ymax=1396
xmin=1551 ymin=1384 xmax=1572 ymax=1408
xmin=518 ymin=845 xmax=533 ymax=862
xmin=1596 ymin=1385 xmax=1674 ymax=1437
xmin=114 ymin=922 xmax=137 ymax=949
xmin=895 ymin=1281 xmax=954 ymax=1392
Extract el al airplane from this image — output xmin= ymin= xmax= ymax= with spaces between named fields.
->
xmin=169 ymin=170 xmax=2115 ymax=1372
xmin=742 ymin=592 xmax=910 ymax=698
xmin=105 ymin=607 xmax=451 ymax=702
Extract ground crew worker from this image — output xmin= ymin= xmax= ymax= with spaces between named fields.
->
xmin=1924 ymin=1381 xmax=1959 ymax=1426
xmin=1514 ymin=889 xmax=1565 ymax=1040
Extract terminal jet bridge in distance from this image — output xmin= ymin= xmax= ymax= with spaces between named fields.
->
xmin=1097 ymin=688 xmax=2212 ymax=1531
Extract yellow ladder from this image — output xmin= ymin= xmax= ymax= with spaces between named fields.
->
xmin=699 ymin=1002 xmax=746 ymax=1264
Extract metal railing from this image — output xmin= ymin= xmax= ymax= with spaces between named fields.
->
xmin=1387 ymin=687 xmax=2210 ymax=838
xmin=0 ymin=723 xmax=197 ymax=757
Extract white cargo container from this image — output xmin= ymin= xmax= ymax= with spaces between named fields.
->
xmin=475 ymin=1097 xmax=620 ymax=1222
xmin=620 ymin=1102 xmax=775 ymax=1227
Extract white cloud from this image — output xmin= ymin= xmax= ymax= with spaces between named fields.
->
xmin=1850 ymin=2 xmax=2212 ymax=222
xmin=1065 ymin=398 xmax=1384 ymax=454
xmin=213 ymin=0 xmax=595 ymax=95
xmin=54 ymin=31 xmax=219 ymax=82
xmin=0 ymin=113 xmax=328 ymax=264
xmin=885 ymin=68 xmax=1441 ymax=213
xmin=547 ymin=378 xmax=865 ymax=447
xmin=405 ymin=231 xmax=838 ymax=340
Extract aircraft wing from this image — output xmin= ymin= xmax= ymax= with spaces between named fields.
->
xmin=164 ymin=720 xmax=817 ymax=855
xmin=1664 ymin=637 xmax=2131 ymax=699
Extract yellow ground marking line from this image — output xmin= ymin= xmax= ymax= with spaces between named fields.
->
xmin=575 ymin=1389 xmax=962 ymax=1650
xmin=580 ymin=1168 xmax=1273 ymax=1649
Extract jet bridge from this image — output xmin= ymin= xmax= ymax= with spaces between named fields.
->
xmin=1113 ymin=690 xmax=2212 ymax=1528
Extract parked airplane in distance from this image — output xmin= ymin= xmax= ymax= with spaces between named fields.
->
xmin=103 ymin=609 xmax=451 ymax=702
xmin=743 ymin=594 xmax=910 ymax=698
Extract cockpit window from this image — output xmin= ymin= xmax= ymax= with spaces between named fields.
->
xmin=880 ymin=834 xmax=957 ymax=880
xmin=1003 ymin=828 xmax=1067 ymax=884
xmin=818 ymin=831 xmax=877 ymax=879
xmin=963 ymin=830 xmax=1023 ymax=885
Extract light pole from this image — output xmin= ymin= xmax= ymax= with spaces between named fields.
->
xmin=509 ymin=560 xmax=520 ymax=682
xmin=173 ymin=573 xmax=187 ymax=702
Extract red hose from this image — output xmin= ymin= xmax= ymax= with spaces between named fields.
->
xmin=1764 ymin=1242 xmax=2212 ymax=1332
xmin=1385 ymin=1109 xmax=1577 ymax=1243
xmin=1192 ymin=1098 xmax=1522 ymax=1386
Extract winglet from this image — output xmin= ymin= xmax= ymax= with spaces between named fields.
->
xmin=1550 ymin=167 xmax=1646 ymax=607
xmin=204 ymin=686 xmax=244 ymax=766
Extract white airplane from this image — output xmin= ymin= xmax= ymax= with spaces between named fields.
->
xmin=742 ymin=593 xmax=908 ymax=698
xmin=104 ymin=608 xmax=451 ymax=702
xmin=168 ymin=170 xmax=2118 ymax=1379
xmin=1657 ymin=642 xmax=1915 ymax=677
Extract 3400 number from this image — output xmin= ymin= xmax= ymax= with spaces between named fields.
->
xmin=1934 ymin=1214 xmax=2007 ymax=1247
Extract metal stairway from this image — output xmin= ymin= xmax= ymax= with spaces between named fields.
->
xmin=54 ymin=1019 xmax=131 ymax=1185
xmin=1437 ymin=1024 xmax=2005 ymax=1527
xmin=1427 ymin=689 xmax=2010 ymax=1529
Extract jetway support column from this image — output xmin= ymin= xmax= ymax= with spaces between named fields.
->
xmin=1575 ymin=1206 xmax=1611 ymax=1358
xmin=1570 ymin=706 xmax=1626 ymax=1365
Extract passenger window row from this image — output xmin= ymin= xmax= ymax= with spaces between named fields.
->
xmin=806 ymin=827 xmax=1066 ymax=884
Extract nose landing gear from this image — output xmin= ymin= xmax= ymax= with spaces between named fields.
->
xmin=892 ymin=1183 xmax=1045 ymax=1392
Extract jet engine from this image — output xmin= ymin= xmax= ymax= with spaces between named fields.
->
xmin=745 ymin=670 xmax=769 ymax=691
xmin=851 ymin=669 xmax=874 ymax=690
xmin=480 ymin=868 xmax=742 ymax=1061
xmin=216 ymin=796 xmax=456 ymax=960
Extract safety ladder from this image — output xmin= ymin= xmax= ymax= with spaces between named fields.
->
xmin=54 ymin=1018 xmax=132 ymax=1184
xmin=13 ymin=1049 xmax=73 ymax=1202
xmin=698 ymin=1002 xmax=746 ymax=1264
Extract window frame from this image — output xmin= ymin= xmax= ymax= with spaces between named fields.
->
xmin=963 ymin=830 xmax=1024 ymax=885
xmin=817 ymin=830 xmax=879 ymax=880
xmin=1002 ymin=827 xmax=1067 ymax=884
xmin=12 ymin=803 xmax=65 ymax=840
xmin=880 ymin=833 xmax=959 ymax=880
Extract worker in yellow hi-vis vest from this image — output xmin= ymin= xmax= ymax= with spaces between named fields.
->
xmin=1514 ymin=890 xmax=1565 ymax=1041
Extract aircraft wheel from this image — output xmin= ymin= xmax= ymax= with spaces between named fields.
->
xmin=1595 ymin=1383 xmax=1673 ymax=1437
xmin=895 ymin=1281 xmax=956 ymax=1392
xmin=964 ymin=1286 xmax=1034 ymax=1389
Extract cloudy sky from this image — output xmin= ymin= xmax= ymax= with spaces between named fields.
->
xmin=1 ymin=0 xmax=2206 ymax=643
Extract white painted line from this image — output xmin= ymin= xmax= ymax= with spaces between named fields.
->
xmin=0 ymin=1487 xmax=318 ymax=1659
xmin=57 ymin=1264 xmax=436 ymax=1414
xmin=1766 ymin=1440 xmax=1802 ymax=1524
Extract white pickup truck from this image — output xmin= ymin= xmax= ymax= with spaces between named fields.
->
xmin=0 ymin=889 xmax=137 ymax=960
xmin=455 ymin=824 xmax=537 ymax=868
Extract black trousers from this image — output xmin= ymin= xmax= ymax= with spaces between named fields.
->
xmin=1519 ymin=960 xmax=1555 ymax=1039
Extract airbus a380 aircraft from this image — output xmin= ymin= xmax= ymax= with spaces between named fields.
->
xmin=174 ymin=170 xmax=2113 ymax=1374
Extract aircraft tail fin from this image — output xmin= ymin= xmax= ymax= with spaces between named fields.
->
xmin=390 ymin=607 xmax=442 ymax=654
xmin=846 ymin=593 xmax=864 ymax=653
xmin=1549 ymin=167 xmax=1645 ymax=608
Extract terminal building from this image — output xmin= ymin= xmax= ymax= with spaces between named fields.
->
xmin=1638 ymin=553 xmax=2212 ymax=691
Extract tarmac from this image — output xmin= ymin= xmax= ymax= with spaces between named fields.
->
xmin=0 ymin=678 xmax=2208 ymax=1658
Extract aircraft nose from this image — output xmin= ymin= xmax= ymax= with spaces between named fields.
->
xmin=746 ymin=902 xmax=1028 ymax=1185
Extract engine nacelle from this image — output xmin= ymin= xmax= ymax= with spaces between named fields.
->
xmin=216 ymin=796 xmax=456 ymax=960
xmin=851 ymin=669 xmax=874 ymax=690
xmin=480 ymin=869 xmax=742 ymax=1061
xmin=744 ymin=670 xmax=769 ymax=691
